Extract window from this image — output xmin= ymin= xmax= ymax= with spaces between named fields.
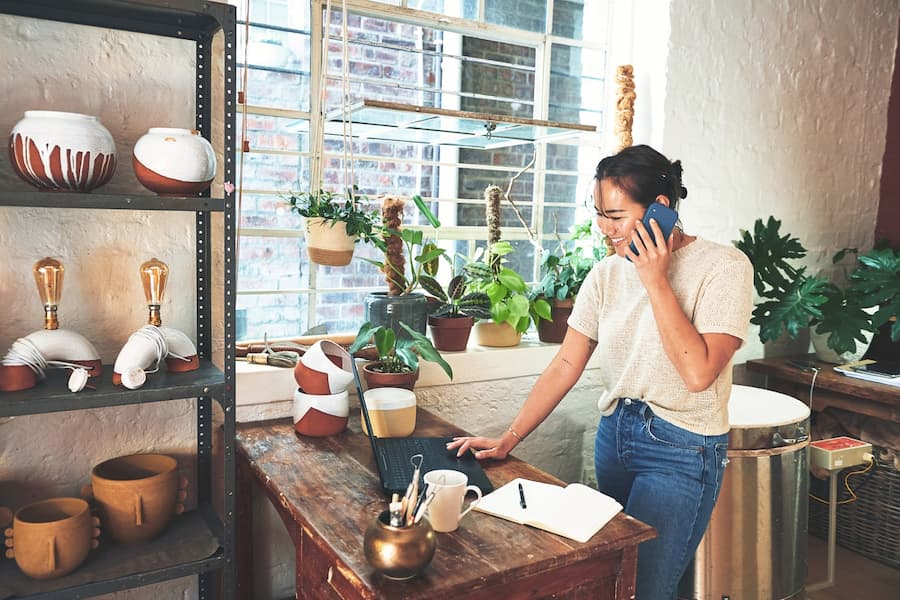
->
xmin=232 ymin=0 xmax=610 ymax=341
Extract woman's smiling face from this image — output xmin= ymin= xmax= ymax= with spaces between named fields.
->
xmin=593 ymin=178 xmax=648 ymax=258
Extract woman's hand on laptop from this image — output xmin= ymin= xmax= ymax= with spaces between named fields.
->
xmin=447 ymin=433 xmax=516 ymax=460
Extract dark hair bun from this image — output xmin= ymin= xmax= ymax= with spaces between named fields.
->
xmin=680 ymin=185 xmax=688 ymax=199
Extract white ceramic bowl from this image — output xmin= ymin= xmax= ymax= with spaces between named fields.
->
xmin=293 ymin=388 xmax=349 ymax=437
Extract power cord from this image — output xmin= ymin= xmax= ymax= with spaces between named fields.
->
xmin=810 ymin=454 xmax=876 ymax=505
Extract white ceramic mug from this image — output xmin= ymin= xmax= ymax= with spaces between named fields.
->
xmin=423 ymin=469 xmax=482 ymax=533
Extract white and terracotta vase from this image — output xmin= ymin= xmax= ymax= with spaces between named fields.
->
xmin=304 ymin=217 xmax=357 ymax=266
xmin=132 ymin=128 xmax=216 ymax=196
xmin=8 ymin=110 xmax=117 ymax=192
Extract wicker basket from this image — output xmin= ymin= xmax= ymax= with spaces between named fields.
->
xmin=808 ymin=445 xmax=900 ymax=570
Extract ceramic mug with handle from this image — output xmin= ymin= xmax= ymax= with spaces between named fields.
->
xmin=423 ymin=469 xmax=482 ymax=533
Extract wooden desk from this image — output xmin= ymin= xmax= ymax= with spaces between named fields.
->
xmin=746 ymin=355 xmax=900 ymax=423
xmin=235 ymin=409 xmax=655 ymax=600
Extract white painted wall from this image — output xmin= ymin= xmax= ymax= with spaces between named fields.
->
xmin=661 ymin=0 xmax=898 ymax=363
xmin=1 ymin=1 xmax=898 ymax=598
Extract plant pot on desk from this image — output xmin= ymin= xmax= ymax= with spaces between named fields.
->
xmin=362 ymin=361 xmax=419 ymax=390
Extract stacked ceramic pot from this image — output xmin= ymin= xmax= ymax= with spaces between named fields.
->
xmin=292 ymin=340 xmax=353 ymax=436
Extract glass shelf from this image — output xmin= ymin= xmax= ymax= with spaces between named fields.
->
xmin=287 ymin=99 xmax=597 ymax=149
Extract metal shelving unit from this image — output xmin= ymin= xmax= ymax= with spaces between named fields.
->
xmin=0 ymin=1 xmax=236 ymax=598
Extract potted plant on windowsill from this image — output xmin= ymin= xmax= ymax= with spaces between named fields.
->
xmin=532 ymin=219 xmax=604 ymax=343
xmin=362 ymin=195 xmax=445 ymax=336
xmin=349 ymin=321 xmax=453 ymax=390
xmin=287 ymin=186 xmax=384 ymax=266
xmin=734 ymin=216 xmax=899 ymax=363
xmin=465 ymin=241 xmax=552 ymax=347
xmin=419 ymin=272 xmax=492 ymax=351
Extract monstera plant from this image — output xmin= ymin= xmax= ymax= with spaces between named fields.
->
xmin=735 ymin=216 xmax=899 ymax=361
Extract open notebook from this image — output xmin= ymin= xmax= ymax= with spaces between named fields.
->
xmin=474 ymin=478 xmax=622 ymax=543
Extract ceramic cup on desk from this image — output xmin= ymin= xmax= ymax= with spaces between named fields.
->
xmin=423 ymin=469 xmax=482 ymax=533
xmin=2 ymin=498 xmax=100 ymax=579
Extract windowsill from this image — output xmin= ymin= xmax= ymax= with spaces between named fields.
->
xmin=235 ymin=335 xmax=602 ymax=422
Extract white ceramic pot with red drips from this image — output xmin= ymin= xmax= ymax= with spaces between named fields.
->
xmin=8 ymin=110 xmax=117 ymax=192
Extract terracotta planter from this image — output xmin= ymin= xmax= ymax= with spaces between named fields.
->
xmin=428 ymin=315 xmax=474 ymax=351
xmin=474 ymin=321 xmax=522 ymax=347
xmin=3 ymin=498 xmax=99 ymax=580
xmin=363 ymin=361 xmax=419 ymax=390
xmin=8 ymin=110 xmax=117 ymax=192
xmin=537 ymin=298 xmax=574 ymax=343
xmin=304 ymin=217 xmax=357 ymax=266
xmin=85 ymin=453 xmax=186 ymax=545
xmin=132 ymin=128 xmax=216 ymax=196
xmin=293 ymin=388 xmax=349 ymax=437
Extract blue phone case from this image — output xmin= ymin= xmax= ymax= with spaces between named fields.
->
xmin=627 ymin=203 xmax=679 ymax=261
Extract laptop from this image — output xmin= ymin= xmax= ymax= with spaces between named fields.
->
xmin=351 ymin=358 xmax=494 ymax=496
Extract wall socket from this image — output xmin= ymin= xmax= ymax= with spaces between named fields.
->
xmin=809 ymin=436 xmax=873 ymax=471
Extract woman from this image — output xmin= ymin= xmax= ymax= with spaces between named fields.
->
xmin=447 ymin=144 xmax=753 ymax=600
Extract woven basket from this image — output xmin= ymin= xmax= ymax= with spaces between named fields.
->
xmin=808 ymin=445 xmax=900 ymax=570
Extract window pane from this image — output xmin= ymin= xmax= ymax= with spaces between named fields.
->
xmin=553 ymin=0 xmax=609 ymax=42
xmin=315 ymin=290 xmax=375 ymax=333
xmin=407 ymin=0 xmax=477 ymax=19
xmin=486 ymin=0 xmax=547 ymax=33
xmin=237 ymin=292 xmax=309 ymax=341
xmin=549 ymin=44 xmax=605 ymax=127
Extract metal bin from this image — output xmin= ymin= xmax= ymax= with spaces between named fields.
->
xmin=680 ymin=385 xmax=810 ymax=600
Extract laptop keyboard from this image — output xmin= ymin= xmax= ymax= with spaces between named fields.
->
xmin=379 ymin=438 xmax=428 ymax=483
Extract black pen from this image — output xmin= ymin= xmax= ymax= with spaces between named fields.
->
xmin=518 ymin=482 xmax=527 ymax=509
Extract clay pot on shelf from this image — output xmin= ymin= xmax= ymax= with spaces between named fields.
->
xmin=537 ymin=298 xmax=574 ymax=344
xmin=8 ymin=110 xmax=117 ymax=192
xmin=2 ymin=497 xmax=100 ymax=580
xmin=84 ymin=453 xmax=186 ymax=545
xmin=132 ymin=128 xmax=216 ymax=196
xmin=428 ymin=315 xmax=474 ymax=352
xmin=474 ymin=321 xmax=522 ymax=348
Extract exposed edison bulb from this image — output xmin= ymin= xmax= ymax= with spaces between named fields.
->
xmin=140 ymin=258 xmax=169 ymax=326
xmin=33 ymin=257 xmax=64 ymax=330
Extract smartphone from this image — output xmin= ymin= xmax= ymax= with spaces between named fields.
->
xmin=627 ymin=203 xmax=679 ymax=261
xmin=851 ymin=362 xmax=900 ymax=378
xmin=787 ymin=359 xmax=819 ymax=372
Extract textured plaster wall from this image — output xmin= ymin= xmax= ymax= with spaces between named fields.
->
xmin=0 ymin=15 xmax=220 ymax=599
xmin=659 ymin=0 xmax=899 ymax=363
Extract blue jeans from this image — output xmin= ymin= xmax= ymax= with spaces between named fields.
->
xmin=594 ymin=398 xmax=728 ymax=600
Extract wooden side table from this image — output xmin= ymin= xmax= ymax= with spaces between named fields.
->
xmin=235 ymin=409 xmax=655 ymax=599
xmin=746 ymin=354 xmax=900 ymax=423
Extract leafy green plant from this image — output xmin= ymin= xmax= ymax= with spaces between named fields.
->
xmin=734 ymin=216 xmax=899 ymax=354
xmin=465 ymin=241 xmax=552 ymax=333
xmin=419 ymin=273 xmax=492 ymax=319
xmin=534 ymin=244 xmax=603 ymax=302
xmin=349 ymin=321 xmax=453 ymax=379
xmin=286 ymin=186 xmax=384 ymax=248
xmin=363 ymin=195 xmax=445 ymax=295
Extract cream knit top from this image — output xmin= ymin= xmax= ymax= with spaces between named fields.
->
xmin=568 ymin=237 xmax=754 ymax=435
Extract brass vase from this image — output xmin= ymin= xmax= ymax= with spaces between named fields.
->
xmin=363 ymin=510 xmax=436 ymax=580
